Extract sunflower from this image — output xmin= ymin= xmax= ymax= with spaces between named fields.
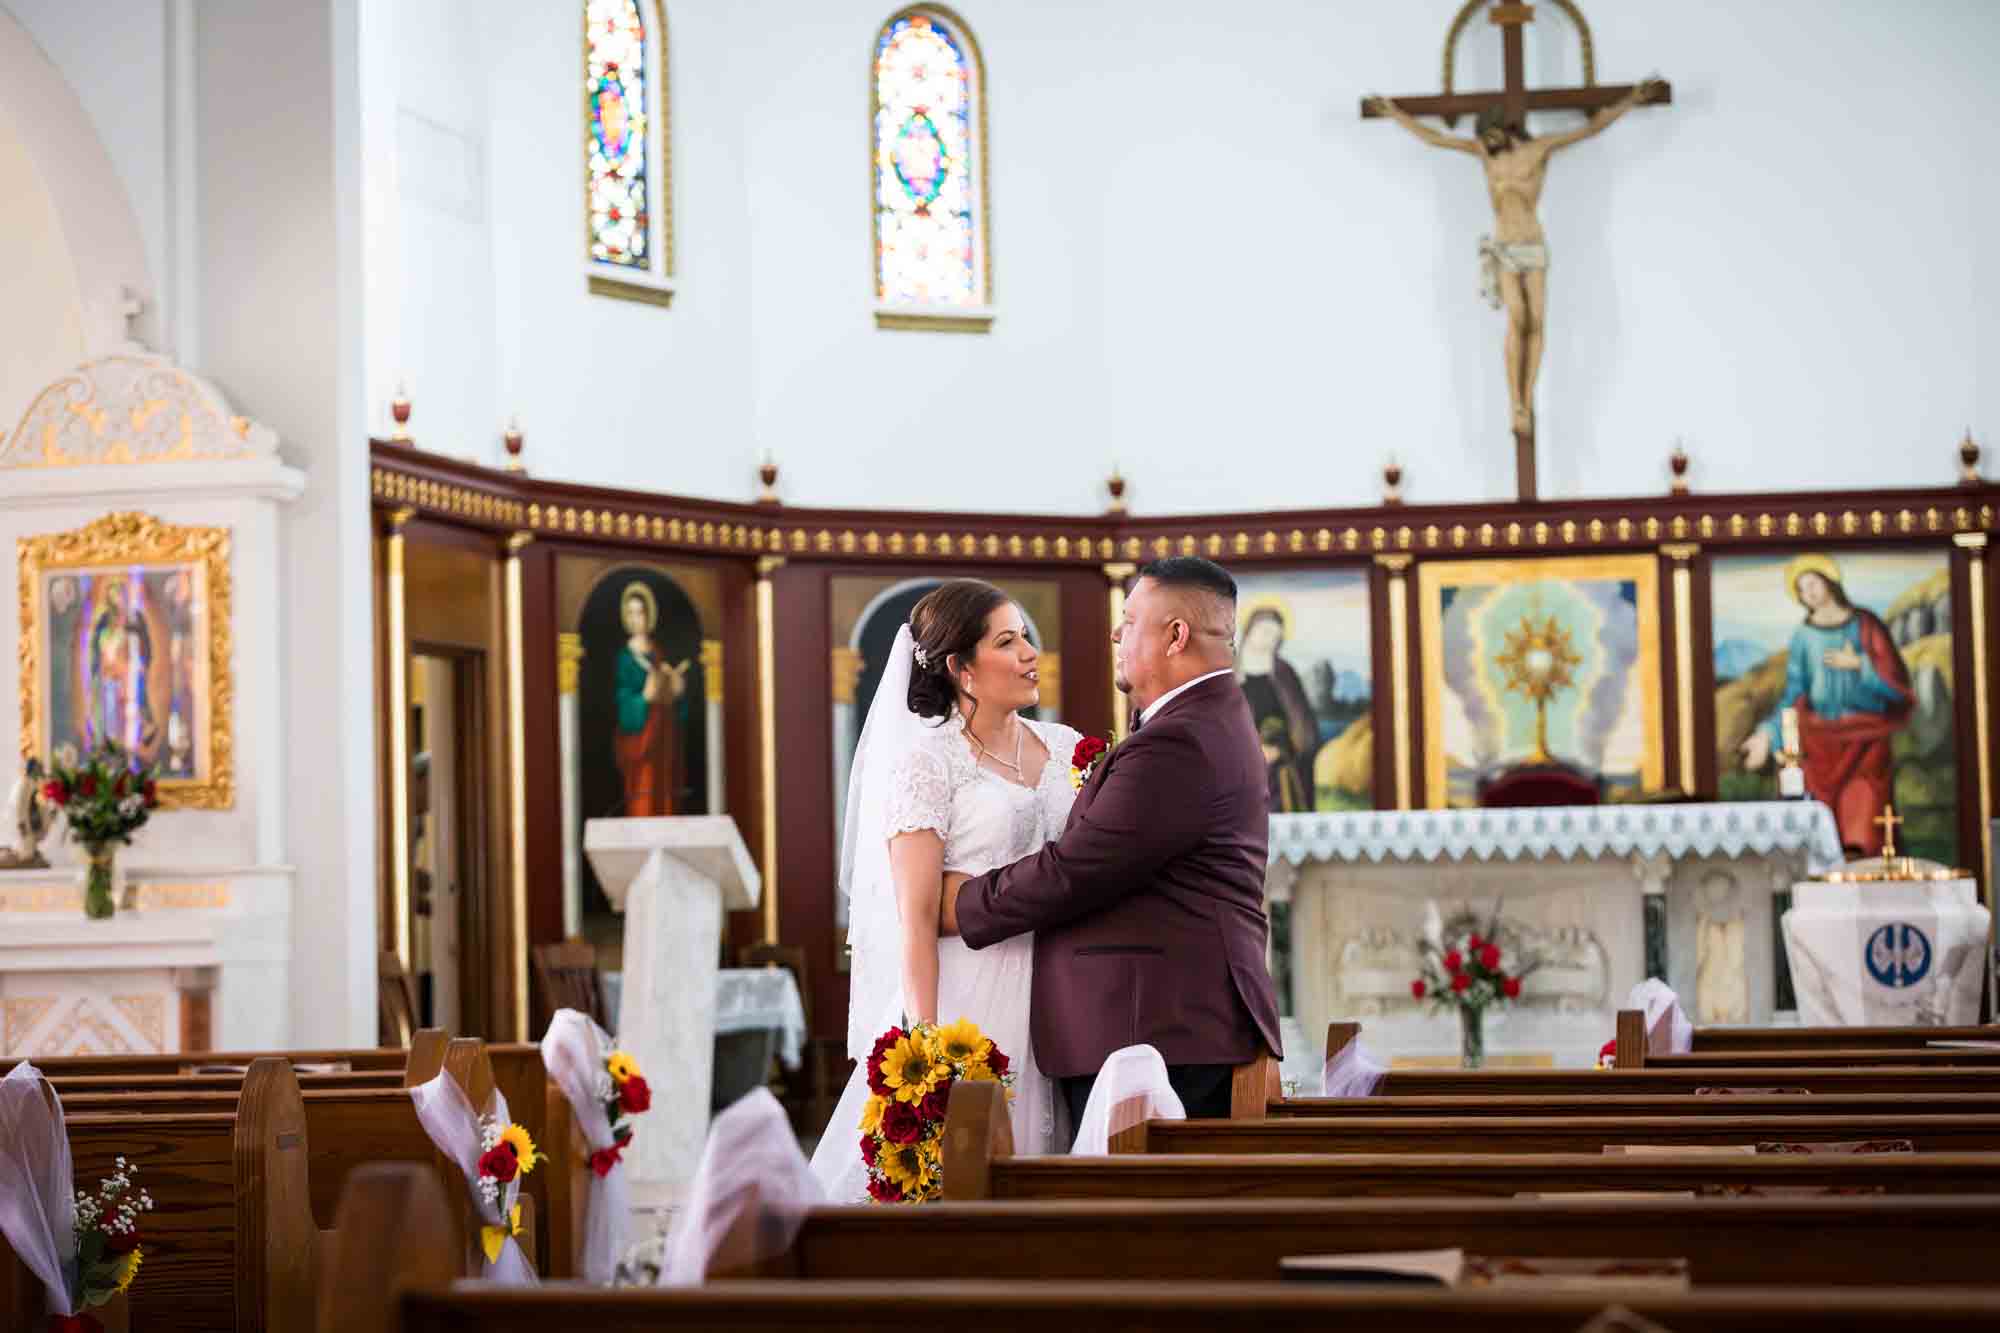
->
xmin=113 ymin=1246 xmax=143 ymax=1294
xmin=859 ymin=1094 xmax=886 ymax=1135
xmin=606 ymin=1050 xmax=640 ymax=1084
xmin=879 ymin=1032 xmax=945 ymax=1104
xmin=499 ymin=1123 xmax=542 ymax=1174
xmin=877 ymin=1138 xmax=935 ymax=1194
xmin=932 ymin=1018 xmax=991 ymax=1068
xmin=959 ymin=1057 xmax=996 ymax=1084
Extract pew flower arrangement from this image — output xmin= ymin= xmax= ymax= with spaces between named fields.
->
xmin=1411 ymin=901 xmax=1541 ymax=1070
xmin=589 ymin=1048 xmax=652 ymax=1176
xmin=474 ymin=1114 xmax=540 ymax=1260
xmin=41 ymin=738 xmax=162 ymax=920
xmin=858 ymin=1019 xmax=1013 ymax=1203
xmin=67 ymin=1155 xmax=155 ymax=1321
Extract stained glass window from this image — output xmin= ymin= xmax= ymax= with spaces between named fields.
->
xmin=587 ymin=0 xmax=671 ymax=290
xmin=873 ymin=9 xmax=988 ymax=314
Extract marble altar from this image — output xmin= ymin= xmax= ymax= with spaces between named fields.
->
xmin=1267 ymin=802 xmax=1845 ymax=1075
xmin=1783 ymin=864 xmax=1990 ymax=1026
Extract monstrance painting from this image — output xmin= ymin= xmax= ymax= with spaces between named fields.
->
xmin=829 ymin=574 xmax=1062 ymax=927
xmin=1711 ymin=548 xmax=1956 ymax=862
xmin=1419 ymin=554 xmax=1665 ymax=808
xmin=1231 ymin=568 xmax=1373 ymax=812
xmin=20 ymin=512 xmax=232 ymax=809
xmin=559 ymin=558 xmax=725 ymax=933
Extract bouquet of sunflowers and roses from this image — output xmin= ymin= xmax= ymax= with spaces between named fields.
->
xmin=857 ymin=1018 xmax=1012 ymax=1203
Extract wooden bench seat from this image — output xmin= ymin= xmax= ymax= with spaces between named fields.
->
xmin=1139 ymin=1112 xmax=2000 ymax=1154
xmin=1687 ymin=1023 xmax=1997 ymax=1053
xmin=1271 ymin=1091 xmax=2000 ymax=1119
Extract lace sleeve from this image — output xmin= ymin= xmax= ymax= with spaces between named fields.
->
xmin=886 ymin=740 xmax=954 ymax=838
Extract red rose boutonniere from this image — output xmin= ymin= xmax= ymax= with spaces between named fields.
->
xmin=1069 ymin=735 xmax=1111 ymax=791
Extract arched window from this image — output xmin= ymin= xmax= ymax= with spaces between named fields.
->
xmin=872 ymin=8 xmax=991 ymax=330
xmin=586 ymin=0 xmax=672 ymax=304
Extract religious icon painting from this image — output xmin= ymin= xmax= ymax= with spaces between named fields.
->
xmin=1230 ymin=568 xmax=1374 ymax=813
xmin=18 ymin=512 xmax=233 ymax=809
xmin=827 ymin=574 xmax=1062 ymax=929
xmin=1417 ymin=554 xmax=1665 ymax=809
xmin=1709 ymin=548 xmax=1957 ymax=863
xmin=555 ymin=557 xmax=725 ymax=928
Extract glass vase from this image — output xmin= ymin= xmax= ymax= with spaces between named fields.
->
xmin=80 ymin=844 xmax=120 ymax=920
xmin=1459 ymin=1004 xmax=1485 ymax=1070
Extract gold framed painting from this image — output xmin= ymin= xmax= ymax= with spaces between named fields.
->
xmin=1417 ymin=553 xmax=1664 ymax=808
xmin=17 ymin=512 xmax=234 ymax=809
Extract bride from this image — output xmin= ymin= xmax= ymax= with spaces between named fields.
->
xmin=809 ymin=579 xmax=1079 ymax=1199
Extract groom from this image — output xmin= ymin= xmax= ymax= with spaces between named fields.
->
xmin=941 ymin=556 xmax=1282 ymax=1126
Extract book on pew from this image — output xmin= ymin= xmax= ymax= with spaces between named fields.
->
xmin=1280 ymin=1249 xmax=1689 ymax=1292
xmin=1602 ymin=1143 xmax=1758 ymax=1156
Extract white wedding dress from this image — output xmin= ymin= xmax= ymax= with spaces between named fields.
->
xmin=808 ymin=664 xmax=1079 ymax=1201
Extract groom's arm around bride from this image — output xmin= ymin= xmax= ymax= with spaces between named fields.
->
xmin=942 ymin=557 xmax=1283 ymax=1128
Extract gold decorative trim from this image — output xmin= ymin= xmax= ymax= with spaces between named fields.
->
xmin=557 ymin=632 xmax=585 ymax=696
xmin=1036 ymin=650 xmax=1062 ymax=713
xmin=873 ymin=308 xmax=995 ymax=333
xmin=1663 ymin=543 xmax=1699 ymax=796
xmin=1103 ymin=563 xmax=1136 ymax=740
xmin=583 ymin=0 xmax=673 ymax=289
xmin=587 ymin=275 xmax=674 ymax=308
xmin=0 ymin=880 xmax=229 ymax=913
xmin=755 ymin=556 xmax=784 ymax=944
xmin=830 ymin=644 xmax=865 ymax=706
xmin=871 ymin=6 xmax=993 ymax=321
xmin=17 ymin=512 xmax=235 ymax=810
xmin=700 ymin=638 xmax=724 ymax=703
xmin=0 ymin=356 xmax=275 ymax=469
xmin=504 ymin=533 xmax=531 ymax=1040
xmin=385 ymin=512 xmax=413 ymax=973
xmin=1377 ymin=556 xmax=1413 ymax=810
xmin=1962 ymin=538 xmax=1993 ymax=913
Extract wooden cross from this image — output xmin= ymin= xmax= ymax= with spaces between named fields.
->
xmin=1359 ymin=2 xmax=1672 ymax=134
xmin=1874 ymin=804 xmax=1903 ymax=860
xmin=1361 ymin=2 xmax=1672 ymax=502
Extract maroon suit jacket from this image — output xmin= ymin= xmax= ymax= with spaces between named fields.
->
xmin=956 ymin=673 xmax=1284 ymax=1079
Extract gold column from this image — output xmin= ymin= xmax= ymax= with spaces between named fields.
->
xmin=1956 ymin=533 xmax=1993 ymax=910
xmin=700 ymin=639 xmax=725 ymax=703
xmin=384 ymin=507 xmax=415 ymax=972
xmin=1376 ymin=555 xmax=1413 ymax=810
xmin=756 ymin=557 xmax=785 ymax=944
xmin=557 ymin=633 xmax=584 ymax=696
xmin=830 ymin=645 xmax=864 ymax=705
xmin=1662 ymin=543 xmax=1701 ymax=797
xmin=1103 ymin=562 xmax=1136 ymax=739
xmin=1036 ymin=651 xmax=1063 ymax=715
xmin=503 ymin=533 xmax=533 ymax=1040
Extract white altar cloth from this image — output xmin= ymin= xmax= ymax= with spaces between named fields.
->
xmin=1782 ymin=876 xmax=1989 ymax=1026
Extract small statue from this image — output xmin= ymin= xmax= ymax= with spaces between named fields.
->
xmin=0 ymin=758 xmax=54 ymax=869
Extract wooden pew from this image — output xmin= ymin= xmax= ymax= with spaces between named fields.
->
xmin=1272 ymin=1092 xmax=2000 ymax=1119
xmin=325 ymin=1166 xmax=2000 ymax=1330
xmin=1611 ymin=1010 xmax=2000 ymax=1069
xmin=3 ymin=1046 xmax=416 ymax=1077
xmin=1687 ymin=1022 xmax=1996 ymax=1054
xmin=1136 ymin=1112 xmax=2000 ymax=1154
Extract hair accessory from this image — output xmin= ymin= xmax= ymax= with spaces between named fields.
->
xmin=910 ymin=633 xmax=930 ymax=670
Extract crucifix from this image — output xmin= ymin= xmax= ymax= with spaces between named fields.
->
xmin=1363 ymin=1 xmax=1671 ymax=502
xmin=1873 ymin=804 xmax=1903 ymax=861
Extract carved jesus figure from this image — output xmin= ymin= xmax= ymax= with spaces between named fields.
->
xmin=1368 ymin=81 xmax=1661 ymax=436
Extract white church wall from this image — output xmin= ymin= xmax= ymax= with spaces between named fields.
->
xmin=0 ymin=119 xmax=86 ymax=425
xmin=426 ymin=0 xmax=2000 ymax=515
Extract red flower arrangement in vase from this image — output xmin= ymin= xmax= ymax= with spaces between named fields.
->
xmin=1411 ymin=901 xmax=1540 ymax=1070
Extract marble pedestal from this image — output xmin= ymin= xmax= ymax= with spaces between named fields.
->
xmin=1782 ymin=876 xmax=1990 ymax=1026
xmin=585 ymin=815 xmax=759 ymax=1208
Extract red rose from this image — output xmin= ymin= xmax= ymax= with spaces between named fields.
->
xmin=865 ymin=1174 xmax=904 ymax=1204
xmin=919 ymin=1077 xmax=953 ymax=1123
xmin=589 ymin=1141 xmax=626 ymax=1177
xmin=478 ymin=1143 xmax=520 ymax=1183
xmin=1071 ymin=736 xmax=1108 ymax=770
xmin=1598 ymin=1039 xmax=1618 ymax=1068
xmin=1410 ymin=978 xmax=1427 ymax=999
xmin=1450 ymin=972 xmax=1472 ymax=993
xmin=113 ymin=773 xmax=129 ymax=797
xmin=142 ymin=779 xmax=158 ymax=808
xmin=101 ymin=1225 xmax=141 ymax=1255
xmin=1479 ymin=944 xmax=1502 ymax=971
xmin=860 ymin=1133 xmax=879 ymax=1166
xmin=1442 ymin=949 xmax=1462 ymax=973
xmin=618 ymin=1073 xmax=652 ymax=1114
xmin=1501 ymin=975 xmax=1522 ymax=999
xmin=77 ymin=775 xmax=97 ymax=799
xmin=41 ymin=780 xmax=66 ymax=805
xmin=48 ymin=1315 xmax=104 ymax=1333
xmin=880 ymin=1099 xmax=922 ymax=1145
xmin=866 ymin=1026 xmax=904 ymax=1096
xmin=986 ymin=1045 xmax=1010 ymax=1079
xmin=1467 ymin=933 xmax=1484 ymax=952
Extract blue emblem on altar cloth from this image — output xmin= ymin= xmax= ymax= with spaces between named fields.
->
xmin=1864 ymin=922 xmax=1931 ymax=988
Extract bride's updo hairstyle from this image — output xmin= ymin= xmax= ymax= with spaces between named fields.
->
xmin=907 ymin=579 xmax=1008 ymax=721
